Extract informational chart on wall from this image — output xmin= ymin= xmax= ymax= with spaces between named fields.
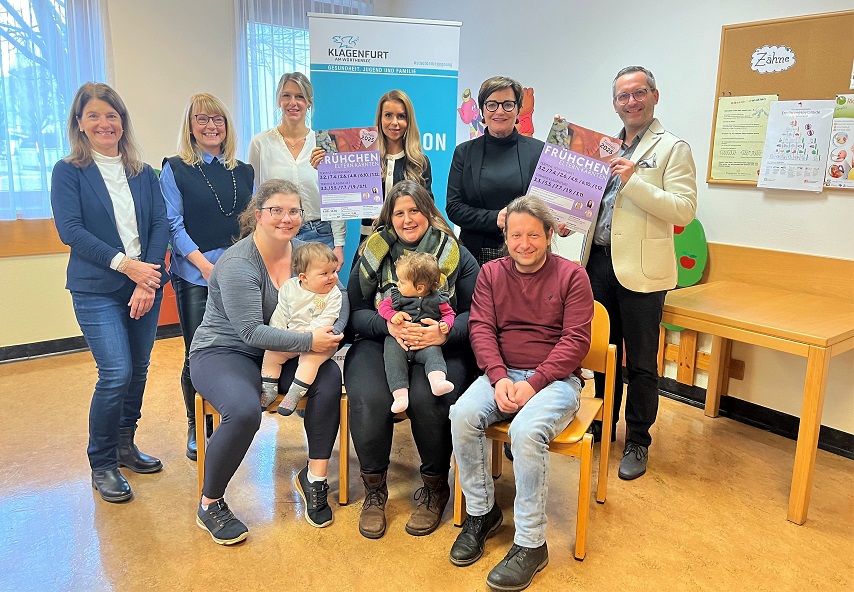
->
xmin=710 ymin=95 xmax=777 ymax=182
xmin=757 ymin=100 xmax=834 ymax=192
xmin=825 ymin=94 xmax=854 ymax=188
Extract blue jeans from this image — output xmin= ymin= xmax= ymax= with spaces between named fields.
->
xmin=71 ymin=285 xmax=163 ymax=470
xmin=450 ymin=370 xmax=582 ymax=548
xmin=296 ymin=219 xmax=334 ymax=249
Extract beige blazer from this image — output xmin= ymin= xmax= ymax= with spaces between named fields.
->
xmin=581 ymin=119 xmax=697 ymax=293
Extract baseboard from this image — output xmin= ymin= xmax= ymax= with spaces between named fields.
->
xmin=658 ymin=376 xmax=854 ymax=460
xmin=0 ymin=324 xmax=183 ymax=364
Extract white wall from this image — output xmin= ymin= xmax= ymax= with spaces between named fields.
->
xmin=107 ymin=0 xmax=237 ymax=167
xmin=4 ymin=0 xmax=851 ymax=435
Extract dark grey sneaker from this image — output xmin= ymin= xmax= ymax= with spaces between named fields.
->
xmin=450 ymin=502 xmax=503 ymax=566
xmin=486 ymin=542 xmax=549 ymax=591
xmin=294 ymin=464 xmax=333 ymax=528
xmin=619 ymin=442 xmax=648 ymax=480
xmin=196 ymin=499 xmax=248 ymax=545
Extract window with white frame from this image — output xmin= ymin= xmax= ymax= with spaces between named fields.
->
xmin=235 ymin=0 xmax=372 ymax=155
xmin=0 ymin=0 xmax=105 ymax=220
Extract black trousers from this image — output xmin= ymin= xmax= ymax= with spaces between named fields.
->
xmin=172 ymin=275 xmax=208 ymax=422
xmin=190 ymin=347 xmax=342 ymax=499
xmin=344 ymin=338 xmax=475 ymax=476
xmin=586 ymin=245 xmax=666 ymax=448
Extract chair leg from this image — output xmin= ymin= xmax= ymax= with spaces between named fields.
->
xmin=597 ymin=417 xmax=612 ymax=504
xmin=453 ymin=456 xmax=466 ymax=526
xmin=339 ymin=394 xmax=349 ymax=505
xmin=194 ymin=394 xmax=206 ymax=500
xmin=491 ymin=439 xmax=503 ymax=479
xmin=575 ymin=433 xmax=594 ymax=561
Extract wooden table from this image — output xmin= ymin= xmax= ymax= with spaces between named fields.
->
xmin=662 ymin=281 xmax=854 ymax=524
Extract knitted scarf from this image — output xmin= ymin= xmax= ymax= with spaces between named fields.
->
xmin=358 ymin=225 xmax=461 ymax=310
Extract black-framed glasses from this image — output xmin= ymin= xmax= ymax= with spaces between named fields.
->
xmin=614 ymin=88 xmax=651 ymax=105
xmin=484 ymin=100 xmax=518 ymax=112
xmin=259 ymin=206 xmax=303 ymax=220
xmin=194 ymin=114 xmax=226 ymax=127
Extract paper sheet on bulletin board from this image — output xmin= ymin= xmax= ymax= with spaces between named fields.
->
xmin=707 ymin=10 xmax=854 ymax=187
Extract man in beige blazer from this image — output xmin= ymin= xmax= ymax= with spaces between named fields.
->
xmin=581 ymin=66 xmax=697 ymax=480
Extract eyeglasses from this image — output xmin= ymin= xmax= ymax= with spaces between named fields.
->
xmin=194 ymin=114 xmax=226 ymax=127
xmin=614 ymin=88 xmax=652 ymax=105
xmin=484 ymin=100 xmax=518 ymax=112
xmin=259 ymin=206 xmax=303 ymax=219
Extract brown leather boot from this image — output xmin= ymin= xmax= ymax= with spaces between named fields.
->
xmin=359 ymin=471 xmax=388 ymax=539
xmin=405 ymin=472 xmax=450 ymax=536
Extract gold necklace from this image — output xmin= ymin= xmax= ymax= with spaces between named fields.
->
xmin=279 ymin=127 xmax=307 ymax=150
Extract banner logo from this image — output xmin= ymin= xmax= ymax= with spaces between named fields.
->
xmin=332 ymin=35 xmax=359 ymax=49
xmin=328 ymin=34 xmax=389 ymax=63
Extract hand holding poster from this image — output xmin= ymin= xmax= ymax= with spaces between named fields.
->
xmin=316 ymin=126 xmax=383 ymax=220
xmin=527 ymin=119 xmax=619 ymax=234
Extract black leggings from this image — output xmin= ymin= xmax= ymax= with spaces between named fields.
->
xmin=172 ymin=275 xmax=208 ymax=421
xmin=344 ymin=338 xmax=475 ymax=476
xmin=190 ymin=347 xmax=342 ymax=499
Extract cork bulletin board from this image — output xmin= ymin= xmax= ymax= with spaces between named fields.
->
xmin=708 ymin=10 xmax=854 ymax=185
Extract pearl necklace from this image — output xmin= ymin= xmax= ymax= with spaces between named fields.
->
xmin=196 ymin=161 xmax=238 ymax=217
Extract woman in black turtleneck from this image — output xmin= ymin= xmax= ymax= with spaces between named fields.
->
xmin=446 ymin=76 xmax=544 ymax=266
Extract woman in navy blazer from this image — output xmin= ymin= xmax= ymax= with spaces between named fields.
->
xmin=51 ymin=82 xmax=169 ymax=503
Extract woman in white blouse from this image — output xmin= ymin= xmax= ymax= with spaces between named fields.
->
xmin=247 ymin=72 xmax=345 ymax=269
xmin=51 ymin=83 xmax=170 ymax=503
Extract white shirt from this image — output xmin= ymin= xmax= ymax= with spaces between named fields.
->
xmin=269 ymin=276 xmax=343 ymax=332
xmin=92 ymin=150 xmax=141 ymax=268
xmin=247 ymin=127 xmax=346 ymax=247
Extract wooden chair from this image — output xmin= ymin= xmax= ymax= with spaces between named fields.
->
xmin=452 ymin=300 xmax=617 ymax=561
xmin=194 ymin=391 xmax=350 ymax=505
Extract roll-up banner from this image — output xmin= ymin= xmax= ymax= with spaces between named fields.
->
xmin=308 ymin=13 xmax=461 ymax=270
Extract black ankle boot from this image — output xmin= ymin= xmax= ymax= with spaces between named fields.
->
xmin=187 ymin=418 xmax=198 ymax=461
xmin=92 ymin=468 xmax=133 ymax=503
xmin=117 ymin=426 xmax=163 ymax=474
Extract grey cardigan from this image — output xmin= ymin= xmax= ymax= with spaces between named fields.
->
xmin=190 ymin=236 xmax=349 ymax=358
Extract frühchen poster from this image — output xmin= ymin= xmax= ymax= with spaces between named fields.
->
xmin=316 ymin=126 xmax=382 ymax=220
xmin=527 ymin=120 xmax=620 ymax=234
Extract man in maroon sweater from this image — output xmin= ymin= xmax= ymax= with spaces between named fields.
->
xmin=449 ymin=196 xmax=593 ymax=591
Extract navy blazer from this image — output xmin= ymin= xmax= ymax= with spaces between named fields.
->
xmin=51 ymin=159 xmax=169 ymax=293
xmin=445 ymin=131 xmax=544 ymax=254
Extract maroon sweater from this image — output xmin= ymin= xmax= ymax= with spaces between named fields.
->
xmin=469 ymin=253 xmax=593 ymax=393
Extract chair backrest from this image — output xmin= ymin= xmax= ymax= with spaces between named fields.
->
xmin=580 ymin=301 xmax=610 ymax=374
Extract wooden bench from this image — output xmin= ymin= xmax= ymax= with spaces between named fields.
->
xmin=660 ymin=243 xmax=854 ymax=525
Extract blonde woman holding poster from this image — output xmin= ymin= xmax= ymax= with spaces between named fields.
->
xmin=248 ymin=72 xmax=346 ymax=269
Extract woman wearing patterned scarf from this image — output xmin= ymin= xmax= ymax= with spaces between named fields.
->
xmin=346 ymin=180 xmax=480 ymax=540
